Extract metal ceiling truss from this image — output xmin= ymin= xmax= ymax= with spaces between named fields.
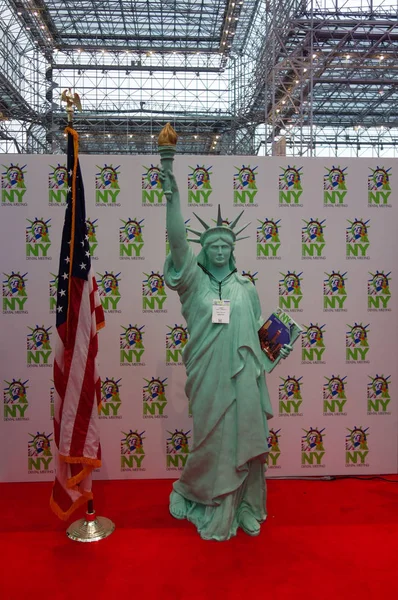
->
xmin=1 ymin=0 xmax=398 ymax=157
xmin=260 ymin=0 xmax=398 ymax=156
xmin=0 ymin=0 xmax=49 ymax=152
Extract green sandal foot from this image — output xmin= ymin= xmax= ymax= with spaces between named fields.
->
xmin=169 ymin=491 xmax=187 ymax=520
xmin=239 ymin=509 xmax=261 ymax=536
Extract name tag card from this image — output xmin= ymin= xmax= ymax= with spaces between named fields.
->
xmin=212 ymin=299 xmax=230 ymax=324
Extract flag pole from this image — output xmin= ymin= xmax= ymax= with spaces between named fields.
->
xmin=56 ymin=89 xmax=115 ymax=543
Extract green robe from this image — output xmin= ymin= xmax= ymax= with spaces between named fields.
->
xmin=164 ymin=247 xmax=273 ymax=540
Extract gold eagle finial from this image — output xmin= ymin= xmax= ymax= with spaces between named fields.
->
xmin=61 ymin=88 xmax=82 ymax=121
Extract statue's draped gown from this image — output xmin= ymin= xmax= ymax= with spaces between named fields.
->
xmin=164 ymin=247 xmax=273 ymax=541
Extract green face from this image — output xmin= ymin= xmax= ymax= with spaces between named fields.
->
xmin=205 ymin=237 xmax=232 ymax=268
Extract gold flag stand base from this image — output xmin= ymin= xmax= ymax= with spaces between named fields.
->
xmin=66 ymin=503 xmax=115 ymax=543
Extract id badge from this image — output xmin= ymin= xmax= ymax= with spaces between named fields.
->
xmin=212 ymin=299 xmax=230 ymax=324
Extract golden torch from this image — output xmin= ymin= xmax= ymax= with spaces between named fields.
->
xmin=158 ymin=123 xmax=178 ymax=200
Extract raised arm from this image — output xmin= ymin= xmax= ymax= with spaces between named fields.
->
xmin=158 ymin=123 xmax=189 ymax=272
xmin=162 ymin=170 xmax=189 ymax=272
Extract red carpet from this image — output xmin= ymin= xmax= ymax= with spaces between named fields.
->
xmin=1 ymin=477 xmax=397 ymax=599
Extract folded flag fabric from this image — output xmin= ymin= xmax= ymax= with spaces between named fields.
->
xmin=50 ymin=126 xmax=105 ymax=520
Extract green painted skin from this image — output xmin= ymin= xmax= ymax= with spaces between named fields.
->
xmin=161 ymin=159 xmax=289 ymax=541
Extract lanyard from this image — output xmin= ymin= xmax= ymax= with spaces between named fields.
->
xmin=198 ymin=263 xmax=237 ymax=300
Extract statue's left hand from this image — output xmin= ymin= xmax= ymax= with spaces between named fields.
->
xmin=159 ymin=167 xmax=179 ymax=196
xmin=280 ymin=344 xmax=293 ymax=359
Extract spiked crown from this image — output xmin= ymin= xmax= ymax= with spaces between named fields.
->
xmin=187 ymin=205 xmax=250 ymax=246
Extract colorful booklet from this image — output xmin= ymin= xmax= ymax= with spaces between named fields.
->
xmin=258 ymin=308 xmax=303 ymax=373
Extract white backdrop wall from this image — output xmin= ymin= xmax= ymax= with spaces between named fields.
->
xmin=0 ymin=155 xmax=396 ymax=482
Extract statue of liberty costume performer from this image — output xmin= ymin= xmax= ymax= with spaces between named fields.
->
xmin=159 ymin=124 xmax=291 ymax=541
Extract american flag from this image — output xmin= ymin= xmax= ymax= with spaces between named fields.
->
xmin=50 ymin=126 xmax=105 ymax=520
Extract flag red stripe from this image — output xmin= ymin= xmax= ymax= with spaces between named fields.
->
xmin=52 ymin=477 xmax=74 ymax=513
xmin=95 ymin=306 xmax=105 ymax=328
